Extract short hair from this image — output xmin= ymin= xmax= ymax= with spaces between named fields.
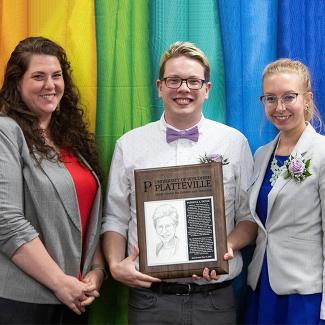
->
xmin=159 ymin=41 xmax=210 ymax=81
xmin=262 ymin=58 xmax=319 ymax=123
xmin=152 ymin=204 xmax=179 ymax=229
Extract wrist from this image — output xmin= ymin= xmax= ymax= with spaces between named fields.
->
xmin=90 ymin=264 xmax=108 ymax=280
xmin=48 ymin=271 xmax=67 ymax=292
xmin=109 ymin=260 xmax=122 ymax=279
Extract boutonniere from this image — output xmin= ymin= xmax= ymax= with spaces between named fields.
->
xmin=199 ymin=153 xmax=229 ymax=165
xmin=283 ymin=153 xmax=312 ymax=183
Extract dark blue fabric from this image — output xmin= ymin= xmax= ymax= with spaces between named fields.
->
xmin=277 ymin=0 xmax=325 ymax=133
xmin=245 ymin=155 xmax=323 ymax=324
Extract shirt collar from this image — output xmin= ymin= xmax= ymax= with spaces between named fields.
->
xmin=159 ymin=113 xmax=205 ymax=133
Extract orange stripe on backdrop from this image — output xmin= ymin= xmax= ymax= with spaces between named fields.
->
xmin=0 ymin=0 xmax=28 ymax=76
xmin=0 ymin=0 xmax=97 ymax=132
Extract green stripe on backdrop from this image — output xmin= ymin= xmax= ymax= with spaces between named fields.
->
xmin=91 ymin=1 xmax=151 ymax=324
xmin=95 ymin=0 xmax=152 ymax=174
xmin=150 ymin=0 xmax=226 ymax=123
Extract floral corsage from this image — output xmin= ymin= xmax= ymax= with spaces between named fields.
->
xmin=283 ymin=153 xmax=311 ymax=183
xmin=199 ymin=153 xmax=229 ymax=165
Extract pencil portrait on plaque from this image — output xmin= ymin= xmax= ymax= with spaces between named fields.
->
xmin=135 ymin=162 xmax=228 ymax=279
xmin=145 ymin=201 xmax=188 ymax=266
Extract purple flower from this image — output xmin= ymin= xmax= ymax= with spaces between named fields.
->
xmin=210 ymin=154 xmax=223 ymax=162
xmin=199 ymin=152 xmax=229 ymax=165
xmin=288 ymin=158 xmax=305 ymax=175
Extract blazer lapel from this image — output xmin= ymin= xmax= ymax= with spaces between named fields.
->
xmin=250 ymin=136 xmax=279 ymax=230
xmin=40 ymin=158 xmax=81 ymax=232
xmin=77 ymin=154 xmax=102 ymax=254
xmin=77 ymin=155 xmax=101 ymax=235
xmin=290 ymin=123 xmax=315 ymax=158
xmin=267 ymin=123 xmax=316 ymax=221
xmin=267 ymin=171 xmax=291 ymax=220
xmin=78 ymin=154 xmax=101 ymax=187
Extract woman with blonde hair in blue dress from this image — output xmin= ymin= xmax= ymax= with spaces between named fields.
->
xmin=245 ymin=58 xmax=325 ymax=324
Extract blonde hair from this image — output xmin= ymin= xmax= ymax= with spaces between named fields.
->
xmin=159 ymin=41 xmax=210 ymax=81
xmin=262 ymin=58 xmax=320 ymax=124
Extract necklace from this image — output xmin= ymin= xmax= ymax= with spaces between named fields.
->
xmin=270 ymin=157 xmax=285 ymax=186
xmin=270 ymin=139 xmax=288 ymax=187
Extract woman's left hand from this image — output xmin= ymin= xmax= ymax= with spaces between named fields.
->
xmin=80 ymin=269 xmax=104 ymax=306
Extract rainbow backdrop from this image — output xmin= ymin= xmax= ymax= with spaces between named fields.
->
xmin=1 ymin=1 xmax=325 ymax=323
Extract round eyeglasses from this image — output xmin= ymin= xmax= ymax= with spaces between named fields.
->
xmin=163 ymin=77 xmax=206 ymax=90
xmin=259 ymin=92 xmax=303 ymax=108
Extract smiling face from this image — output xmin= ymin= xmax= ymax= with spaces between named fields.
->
xmin=262 ymin=72 xmax=312 ymax=135
xmin=156 ymin=56 xmax=211 ymax=129
xmin=19 ymin=54 xmax=64 ymax=128
xmin=155 ymin=216 xmax=177 ymax=244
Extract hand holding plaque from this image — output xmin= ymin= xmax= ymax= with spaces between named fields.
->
xmin=134 ymin=162 xmax=228 ymax=279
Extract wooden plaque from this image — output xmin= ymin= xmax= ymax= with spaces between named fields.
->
xmin=134 ymin=162 xmax=228 ymax=279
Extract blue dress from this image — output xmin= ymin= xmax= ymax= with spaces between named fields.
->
xmin=245 ymin=155 xmax=324 ymax=325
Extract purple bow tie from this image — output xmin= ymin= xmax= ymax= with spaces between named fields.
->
xmin=166 ymin=126 xmax=199 ymax=143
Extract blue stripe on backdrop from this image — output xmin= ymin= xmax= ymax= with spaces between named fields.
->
xmin=150 ymin=0 xmax=226 ymax=123
xmin=218 ymin=1 xmax=278 ymax=321
xmin=218 ymin=0 xmax=278 ymax=153
xmin=278 ymin=0 xmax=325 ymax=132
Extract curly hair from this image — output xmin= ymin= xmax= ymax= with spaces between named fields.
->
xmin=152 ymin=204 xmax=179 ymax=230
xmin=0 ymin=36 xmax=101 ymax=180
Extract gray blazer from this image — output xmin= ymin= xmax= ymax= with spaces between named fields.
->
xmin=0 ymin=116 xmax=102 ymax=304
xmin=247 ymin=124 xmax=325 ymax=318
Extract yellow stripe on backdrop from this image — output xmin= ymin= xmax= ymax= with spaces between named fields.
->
xmin=0 ymin=0 xmax=97 ymax=132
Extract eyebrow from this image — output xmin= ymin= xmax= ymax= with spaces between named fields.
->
xmin=31 ymin=70 xmax=62 ymax=74
xmin=263 ymin=90 xmax=297 ymax=95
xmin=164 ymin=75 xmax=203 ymax=79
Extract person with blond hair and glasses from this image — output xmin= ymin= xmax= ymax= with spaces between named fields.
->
xmin=102 ymin=41 xmax=257 ymax=324
xmin=245 ymin=58 xmax=325 ymax=324
xmin=0 ymin=37 xmax=105 ymax=324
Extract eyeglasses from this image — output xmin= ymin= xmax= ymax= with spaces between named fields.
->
xmin=163 ymin=77 xmax=206 ymax=90
xmin=259 ymin=92 xmax=302 ymax=108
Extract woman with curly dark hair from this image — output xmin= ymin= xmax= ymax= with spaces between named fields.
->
xmin=0 ymin=36 xmax=105 ymax=325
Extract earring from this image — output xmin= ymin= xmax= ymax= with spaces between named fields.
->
xmin=305 ymin=105 xmax=309 ymax=111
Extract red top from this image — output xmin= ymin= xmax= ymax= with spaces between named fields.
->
xmin=60 ymin=149 xmax=97 ymax=265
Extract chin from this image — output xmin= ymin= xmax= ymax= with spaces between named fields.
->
xmin=276 ymin=124 xmax=296 ymax=133
xmin=272 ymin=120 xmax=290 ymax=129
xmin=176 ymin=107 xmax=198 ymax=116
